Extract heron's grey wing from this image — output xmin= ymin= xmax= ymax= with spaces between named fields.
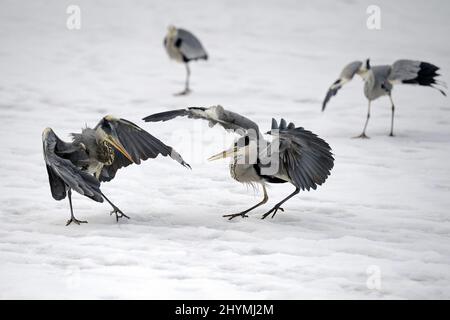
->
xmin=143 ymin=105 xmax=260 ymax=136
xmin=322 ymin=79 xmax=344 ymax=111
xmin=42 ymin=128 xmax=103 ymax=202
xmin=388 ymin=60 xmax=423 ymax=83
xmin=388 ymin=59 xmax=446 ymax=95
xmin=269 ymin=119 xmax=334 ymax=191
xmin=95 ymin=116 xmax=190 ymax=182
xmin=176 ymin=28 xmax=208 ymax=61
xmin=322 ymin=61 xmax=363 ymax=111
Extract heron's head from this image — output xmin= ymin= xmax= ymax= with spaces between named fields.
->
xmin=360 ymin=58 xmax=371 ymax=72
xmin=97 ymin=120 xmax=134 ymax=163
xmin=167 ymin=25 xmax=177 ymax=36
xmin=208 ymin=136 xmax=258 ymax=163
xmin=354 ymin=58 xmax=371 ymax=80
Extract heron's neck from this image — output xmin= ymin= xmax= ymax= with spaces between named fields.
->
xmin=358 ymin=69 xmax=371 ymax=81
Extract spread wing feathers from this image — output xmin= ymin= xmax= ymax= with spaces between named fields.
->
xmin=96 ymin=116 xmax=190 ymax=182
xmin=388 ymin=60 xmax=446 ymax=96
xmin=270 ymin=119 xmax=334 ymax=191
xmin=42 ymin=128 xmax=103 ymax=202
xmin=322 ymin=61 xmax=363 ymax=111
xmin=322 ymin=80 xmax=343 ymax=111
xmin=270 ymin=118 xmax=296 ymax=131
xmin=143 ymin=105 xmax=260 ymax=136
xmin=177 ymin=28 xmax=208 ymax=62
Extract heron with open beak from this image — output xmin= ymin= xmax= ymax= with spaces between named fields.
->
xmin=144 ymin=105 xmax=334 ymax=220
xmin=43 ymin=115 xmax=190 ymax=225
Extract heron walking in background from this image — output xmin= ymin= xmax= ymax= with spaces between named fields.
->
xmin=164 ymin=25 xmax=208 ymax=95
xmin=322 ymin=59 xmax=446 ymax=138
xmin=43 ymin=115 xmax=190 ymax=225
xmin=144 ymin=105 xmax=334 ymax=220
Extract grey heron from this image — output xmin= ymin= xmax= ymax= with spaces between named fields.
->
xmin=43 ymin=115 xmax=190 ymax=225
xmin=164 ymin=25 xmax=208 ymax=95
xmin=322 ymin=59 xmax=446 ymax=138
xmin=143 ymin=105 xmax=334 ymax=220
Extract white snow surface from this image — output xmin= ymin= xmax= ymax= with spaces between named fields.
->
xmin=0 ymin=0 xmax=449 ymax=299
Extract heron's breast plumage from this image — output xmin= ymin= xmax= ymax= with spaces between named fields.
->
xmin=165 ymin=35 xmax=184 ymax=63
xmin=97 ymin=141 xmax=115 ymax=165
xmin=229 ymin=162 xmax=261 ymax=184
xmin=364 ymin=66 xmax=392 ymax=100
xmin=84 ymin=141 xmax=115 ymax=178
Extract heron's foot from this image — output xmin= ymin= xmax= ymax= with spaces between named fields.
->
xmin=223 ymin=212 xmax=249 ymax=221
xmin=389 ymin=132 xmax=395 ymax=137
xmin=174 ymin=88 xmax=191 ymax=96
xmin=110 ymin=206 xmax=130 ymax=222
xmin=261 ymin=206 xmax=284 ymax=220
xmin=352 ymin=133 xmax=370 ymax=139
xmin=66 ymin=217 xmax=88 ymax=226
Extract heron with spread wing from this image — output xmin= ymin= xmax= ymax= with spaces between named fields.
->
xmin=143 ymin=106 xmax=334 ymax=220
xmin=322 ymin=59 xmax=446 ymax=138
xmin=164 ymin=25 xmax=208 ymax=95
xmin=43 ymin=115 xmax=190 ymax=225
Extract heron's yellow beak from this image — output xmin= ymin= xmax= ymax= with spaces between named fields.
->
xmin=208 ymin=147 xmax=238 ymax=161
xmin=105 ymin=136 xmax=135 ymax=163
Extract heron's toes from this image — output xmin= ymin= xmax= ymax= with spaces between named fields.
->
xmin=352 ymin=133 xmax=370 ymax=139
xmin=262 ymin=206 xmax=284 ymax=220
xmin=174 ymin=88 xmax=191 ymax=96
xmin=223 ymin=213 xmax=248 ymax=221
xmin=110 ymin=207 xmax=130 ymax=222
xmin=270 ymin=206 xmax=284 ymax=218
xmin=261 ymin=212 xmax=271 ymax=220
xmin=66 ymin=218 xmax=88 ymax=226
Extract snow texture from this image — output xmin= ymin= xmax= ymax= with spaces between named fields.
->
xmin=0 ymin=0 xmax=449 ymax=299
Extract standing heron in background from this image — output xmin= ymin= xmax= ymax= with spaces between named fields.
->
xmin=144 ymin=105 xmax=334 ymax=220
xmin=43 ymin=115 xmax=190 ymax=226
xmin=322 ymin=59 xmax=446 ymax=138
xmin=164 ymin=25 xmax=208 ymax=95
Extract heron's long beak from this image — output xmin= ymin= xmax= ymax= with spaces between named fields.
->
xmin=208 ymin=147 xmax=238 ymax=161
xmin=105 ymin=135 xmax=135 ymax=163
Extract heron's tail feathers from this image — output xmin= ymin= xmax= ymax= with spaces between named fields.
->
xmin=402 ymin=62 xmax=447 ymax=96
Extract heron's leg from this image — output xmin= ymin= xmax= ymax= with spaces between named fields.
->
xmin=185 ymin=63 xmax=190 ymax=92
xmin=175 ymin=63 xmax=191 ymax=96
xmin=261 ymin=188 xmax=300 ymax=220
xmin=66 ymin=189 xmax=88 ymax=226
xmin=353 ymin=100 xmax=371 ymax=139
xmin=389 ymin=95 xmax=395 ymax=137
xmin=223 ymin=185 xmax=268 ymax=220
xmin=100 ymin=191 xmax=130 ymax=222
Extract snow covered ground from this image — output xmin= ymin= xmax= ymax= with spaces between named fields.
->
xmin=0 ymin=0 xmax=449 ymax=299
